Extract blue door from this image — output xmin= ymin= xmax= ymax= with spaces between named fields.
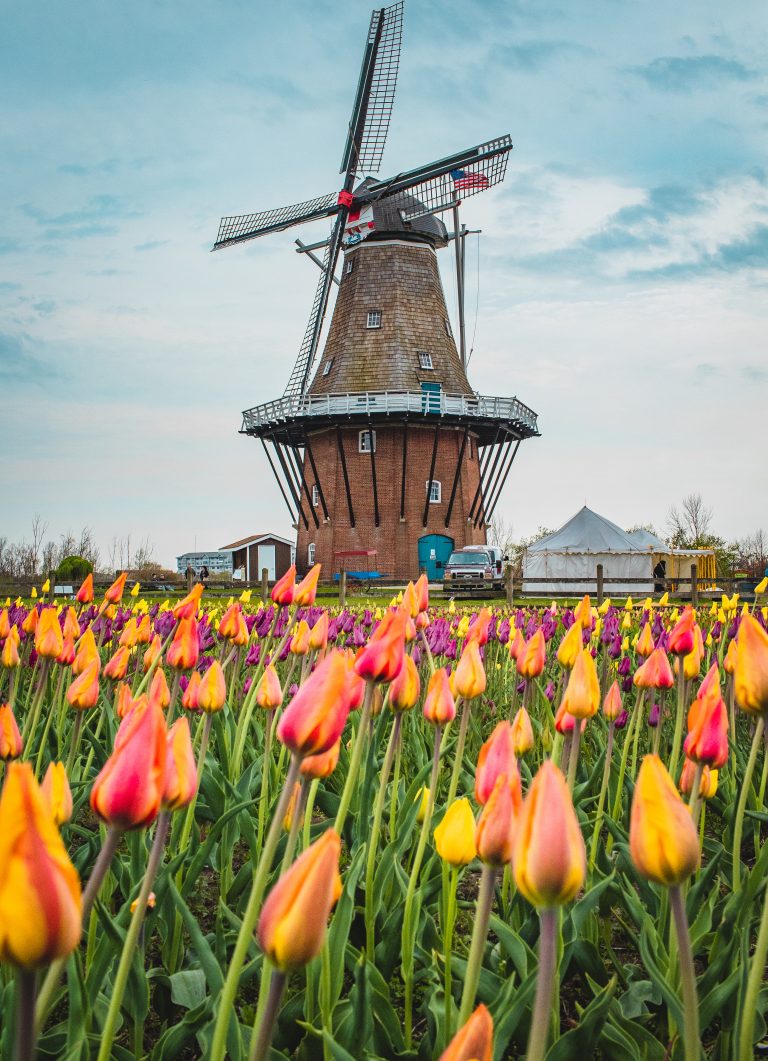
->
xmin=421 ymin=381 xmax=442 ymax=414
xmin=418 ymin=534 xmax=454 ymax=581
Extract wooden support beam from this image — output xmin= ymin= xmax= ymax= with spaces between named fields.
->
xmin=400 ymin=423 xmax=408 ymax=521
xmin=259 ymin=437 xmax=296 ymax=524
xmin=336 ymin=428 xmax=355 ymax=527
xmin=304 ymin=435 xmax=330 ymax=521
xmin=289 ymin=444 xmax=320 ymax=529
xmin=484 ymin=439 xmax=521 ymax=524
xmin=422 ymin=423 xmax=441 ymax=527
xmin=469 ymin=425 xmax=501 ymax=521
xmin=270 ymin=435 xmax=308 ymax=530
xmin=444 ymin=427 xmax=469 ymax=527
xmin=474 ymin=431 xmax=507 ymax=528
xmin=368 ymin=425 xmax=380 ymax=527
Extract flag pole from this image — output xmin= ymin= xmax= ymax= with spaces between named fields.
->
xmin=452 ymin=201 xmax=467 ymax=369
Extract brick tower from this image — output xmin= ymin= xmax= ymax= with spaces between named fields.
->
xmin=213 ymin=1 xmax=540 ymax=579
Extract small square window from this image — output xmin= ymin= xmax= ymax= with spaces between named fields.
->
xmin=322 ymin=359 xmax=333 ymax=376
xmin=311 ymin=485 xmax=319 ymax=507
xmin=359 ymin=429 xmax=376 ymax=453
xmin=444 ymin=318 xmax=452 ymax=337
xmin=366 ymin=311 xmax=382 ymax=329
xmin=346 ymin=259 xmax=354 ymax=275
xmin=426 ymin=480 xmax=442 ymax=503
xmin=418 ymin=351 xmax=433 ymax=370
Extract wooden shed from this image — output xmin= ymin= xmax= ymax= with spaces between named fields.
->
xmin=219 ymin=534 xmax=294 ymax=583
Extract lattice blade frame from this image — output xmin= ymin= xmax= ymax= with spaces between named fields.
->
xmin=214 ymin=192 xmax=338 ymax=250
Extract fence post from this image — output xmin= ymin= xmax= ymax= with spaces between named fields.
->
xmin=261 ymin=568 xmax=269 ymax=605
xmin=596 ymin=563 xmax=604 ymax=605
xmin=504 ymin=565 xmax=514 ymax=607
xmin=339 ymin=570 xmax=347 ymax=608
xmin=690 ymin=562 xmax=698 ymax=607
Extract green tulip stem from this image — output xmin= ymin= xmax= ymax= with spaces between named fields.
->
xmin=446 ymin=696 xmax=469 ymax=807
xmin=365 ymin=712 xmax=402 ymax=960
xmin=133 ymin=618 xmax=179 ymax=697
xmin=588 ymin=722 xmax=615 ymax=872
xmin=334 ymin=681 xmax=374 ymax=836
xmin=14 ymin=968 xmax=37 ymax=1061
xmin=738 ymin=836 xmax=768 ymax=1060
xmin=687 ymin=761 xmax=704 ymax=826
xmin=63 ymin=711 xmax=84 ymax=777
xmin=21 ymin=658 xmax=50 ymax=747
xmin=457 ymin=864 xmax=497 ymax=1027
xmin=610 ymin=689 xmax=645 ymax=826
xmin=210 ymin=752 xmax=301 ymax=1061
xmin=443 ymin=864 xmax=459 ymax=1046
xmin=732 ymin=715 xmax=765 ymax=893
xmin=402 ymin=725 xmax=443 ymax=1049
xmin=389 ymin=714 xmax=404 ymax=842
xmin=302 ymin=777 xmax=319 ymax=852
xmin=525 ymin=906 xmax=558 ymax=1061
xmin=256 ymin=709 xmax=275 ymax=853
xmin=669 ymin=885 xmax=700 ymax=1061
xmin=249 ymin=968 xmax=287 ymax=1061
xmin=566 ymin=721 xmax=581 ymax=792
xmin=97 ymin=813 xmax=170 ymax=1061
xmin=669 ymin=666 xmax=687 ymax=781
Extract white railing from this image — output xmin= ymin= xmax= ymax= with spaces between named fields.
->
xmin=241 ymin=390 xmax=539 ymax=434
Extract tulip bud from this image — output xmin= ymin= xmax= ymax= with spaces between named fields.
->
xmin=67 ymin=659 xmax=100 ymax=711
xmin=309 ymin=612 xmax=329 ymax=652
xmin=196 ymin=661 xmax=227 ymax=713
xmin=474 ymin=721 xmax=517 ymax=805
xmin=516 ymin=629 xmax=546 ymax=679
xmin=668 ymin=606 xmax=695 ymax=656
xmin=1 ymin=627 xmax=20 ymax=669
xmin=72 ymin=628 xmax=99 ymax=677
xmin=167 ymin=617 xmax=200 ymax=671
xmin=0 ymin=703 xmax=23 ymax=760
xmin=271 ymin=565 xmax=297 ymax=606
xmin=257 ymin=829 xmax=342 ymax=969
xmin=90 ymin=698 xmax=167 ymax=829
xmin=256 ymin=664 xmax=283 ymax=710
xmin=560 ymin=648 xmax=600 ymax=719
xmin=414 ymin=572 xmax=429 ymax=613
xmin=76 ymin=573 xmax=94 ymax=604
xmin=513 ymin=760 xmax=585 ymax=907
xmin=636 ymin=622 xmax=655 ymax=658
xmin=143 ymin=633 xmax=163 ymax=672
xmin=0 ymin=609 xmax=10 ymax=640
xmin=415 ymin=785 xmax=431 ymax=823
xmin=57 ymin=635 xmax=76 ymax=666
xmin=354 ymin=609 xmax=406 ymax=683
xmin=466 ymin=608 xmax=492 ymax=647
xmin=439 ymin=1003 xmax=493 ymax=1061
xmin=423 ymin=668 xmax=456 ymax=725
xmin=22 ymin=608 xmax=39 ymax=636
xmin=0 ymin=762 xmax=82 ymax=967
xmin=475 ymin=772 xmax=522 ymax=866
xmin=294 ymin=564 xmax=321 ymax=606
xmin=389 ymin=653 xmax=420 ymax=711
xmin=173 ymin=583 xmax=203 ymax=621
xmin=630 ymin=755 xmax=699 ymax=886
xmin=283 ymin=780 xmax=302 ymax=831
xmin=218 ymin=602 xmax=244 ymax=642
xmin=633 ymin=647 xmax=674 ymax=690
xmin=41 ymin=761 xmax=73 ymax=825
xmin=150 ymin=667 xmax=171 ymax=711
xmin=602 ymin=680 xmax=623 ymax=722
xmin=454 ymin=638 xmax=487 ymax=700
xmin=35 ymin=607 xmax=64 ymax=660
xmin=115 ymin=683 xmax=135 ymax=719
xmin=734 ymin=613 xmax=768 ymax=714
xmin=290 ymin=620 xmax=312 ymax=656
xmin=277 ymin=651 xmax=353 ymax=757
xmin=507 ymin=629 xmax=525 ymax=661
xmin=103 ymin=645 xmax=130 ymax=681
xmin=163 ymin=717 xmax=198 ymax=811
xmin=300 ymin=738 xmax=341 ymax=779
xmin=434 ymin=798 xmax=477 ymax=867
xmin=402 ymin=581 xmax=420 ymax=620
xmin=510 ymin=706 xmax=534 ymax=756
xmin=104 ymin=572 xmax=127 ymax=605
xmin=679 ymin=757 xmax=717 ymax=799
xmin=684 ymin=678 xmax=728 ymax=768
xmin=573 ymin=594 xmax=592 ymax=628
xmin=556 ymin=622 xmax=583 ymax=670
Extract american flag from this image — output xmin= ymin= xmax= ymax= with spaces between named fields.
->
xmin=450 ymin=169 xmax=490 ymax=191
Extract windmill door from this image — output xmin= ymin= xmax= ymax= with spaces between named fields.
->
xmin=418 ymin=534 xmax=454 ymax=582
xmin=421 ymin=382 xmax=442 ymax=414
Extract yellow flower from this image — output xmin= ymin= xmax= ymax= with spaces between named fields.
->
xmin=629 ymin=755 xmax=699 ymax=886
xmin=434 ymin=798 xmax=477 ymax=866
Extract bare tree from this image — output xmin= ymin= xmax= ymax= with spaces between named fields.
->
xmin=487 ymin=516 xmax=516 ymax=558
xmin=41 ymin=540 xmax=58 ymax=577
xmin=29 ymin=514 xmax=49 ymax=576
xmin=666 ymin=493 xmax=713 ymax=548
xmin=77 ymin=526 xmax=100 ymax=570
xmin=0 ymin=536 xmax=10 ymax=575
xmin=733 ymin=529 xmax=768 ymax=577
xmin=133 ymin=538 xmax=159 ymax=571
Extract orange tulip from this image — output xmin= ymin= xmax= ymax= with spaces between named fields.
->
xmin=636 ymin=622 xmax=655 ymax=658
xmin=271 ymin=565 xmax=297 ymax=606
xmin=414 ymin=572 xmax=429 ymax=613
xmin=466 ymin=608 xmax=492 ymax=647
xmin=0 ymin=608 xmax=10 ymax=639
xmin=218 ymin=602 xmax=243 ymax=641
xmin=41 ymin=762 xmax=73 ymax=825
xmin=173 ymin=583 xmax=203 ymax=621
xmin=475 ymin=773 xmax=522 ymax=866
xmin=511 ymin=706 xmax=534 ymax=756
xmin=104 ymin=572 xmax=127 ymax=605
xmin=560 ymin=648 xmax=600 ymax=719
xmin=300 ymin=738 xmax=341 ymax=779
xmin=34 ymin=607 xmax=63 ymax=660
xmin=684 ymin=682 xmax=728 ymax=768
xmin=76 ymin=573 xmax=94 ymax=604
xmin=0 ymin=762 xmax=82 ymax=967
xmin=277 ymin=651 xmax=353 ymax=757
xmin=57 ymin=635 xmax=76 ymax=666
xmin=573 ymin=594 xmax=592 ymax=628
xmin=294 ymin=563 xmax=321 ymax=606
xmin=344 ymin=650 xmax=367 ymax=710
xmin=679 ymin=757 xmax=717 ymax=799
xmin=72 ymin=628 xmax=99 ymax=676
xmin=1 ymin=627 xmax=20 ymax=669
xmin=166 ymin=616 xmax=200 ymax=671
xmin=556 ymin=622 xmax=583 ymax=670
xmin=474 ymin=721 xmax=517 ymax=805
xmin=602 ymin=680 xmax=623 ymax=722
xmin=22 ymin=608 xmax=39 ymax=636
xmin=516 ymin=629 xmax=546 ymax=679
xmin=723 ymin=637 xmax=738 ymax=676
xmin=734 ymin=613 xmax=768 ymax=714
xmin=507 ymin=629 xmax=525 ymax=661
xmin=257 ymin=828 xmax=342 ymax=969
xmin=62 ymin=607 xmax=80 ymax=641
xmin=149 ymin=667 xmax=171 ymax=711
xmin=633 ymin=647 xmax=674 ymax=690
xmin=143 ymin=634 xmax=163 ymax=672
xmin=181 ymin=671 xmax=201 ymax=711
xmin=115 ymin=683 xmax=135 ymax=719
xmin=423 ymin=667 xmax=456 ymax=725
xmin=136 ymin=615 xmax=151 ymax=645
xmin=290 ymin=620 xmax=312 ymax=656
xmin=283 ymin=780 xmax=302 ymax=831
xmin=309 ymin=611 xmax=329 ymax=652
xmin=67 ymin=659 xmax=100 ymax=710
xmin=256 ymin=664 xmax=283 ymax=710
xmin=668 ymin=605 xmax=695 ymax=656
xmin=389 ymin=652 xmax=420 ymax=711
xmin=103 ymin=645 xmax=130 ymax=681
xmin=197 ymin=661 xmax=227 ymax=713
xmin=513 ymin=760 xmax=585 ymax=907
xmin=0 ymin=703 xmax=23 ymax=760
xmin=402 ymin=581 xmax=420 ymax=620
xmin=163 ymin=717 xmax=198 ymax=810
xmin=439 ymin=1003 xmax=493 ymax=1061
xmin=454 ymin=638 xmax=487 ymax=700
xmin=354 ymin=608 xmax=406 ymax=684
xmin=629 ymin=755 xmax=699 ymax=886
xmin=90 ymin=698 xmax=167 ymax=829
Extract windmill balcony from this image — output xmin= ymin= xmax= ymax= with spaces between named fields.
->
xmin=240 ymin=390 xmax=539 ymax=444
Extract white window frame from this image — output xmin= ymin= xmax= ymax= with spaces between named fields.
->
xmin=418 ymin=351 xmax=433 ymax=370
xmin=322 ymin=359 xmax=333 ymax=376
xmin=311 ymin=484 xmax=319 ymax=507
xmin=366 ymin=310 xmax=382 ymax=329
xmin=426 ymin=480 xmax=442 ymax=503
xmin=307 ymin=542 xmax=315 ymax=565
xmin=444 ymin=318 xmax=452 ymax=337
xmin=346 ymin=259 xmax=354 ymax=275
xmin=359 ymin=429 xmax=376 ymax=453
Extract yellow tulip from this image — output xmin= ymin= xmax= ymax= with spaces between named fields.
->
xmin=434 ymin=798 xmax=477 ymax=867
xmin=629 ymin=755 xmax=699 ymax=886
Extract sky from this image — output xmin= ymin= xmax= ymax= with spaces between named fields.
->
xmin=2 ymin=0 xmax=767 ymax=569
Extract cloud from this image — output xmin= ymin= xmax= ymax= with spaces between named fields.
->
xmin=0 ymin=332 xmax=64 ymax=384
xmin=31 ymin=300 xmax=57 ymax=317
xmin=20 ymin=194 xmax=138 ymax=227
xmin=630 ymin=55 xmax=756 ymax=93
xmin=493 ymin=40 xmax=592 ymax=72
xmin=134 ymin=240 xmax=169 ymax=252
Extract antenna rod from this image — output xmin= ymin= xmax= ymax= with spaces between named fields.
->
xmin=452 ymin=202 xmax=467 ymax=369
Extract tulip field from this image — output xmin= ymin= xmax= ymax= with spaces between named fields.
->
xmin=1 ymin=569 xmax=768 ymax=1061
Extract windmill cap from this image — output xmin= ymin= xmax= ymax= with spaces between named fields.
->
xmin=352 ymin=178 xmax=449 ymax=247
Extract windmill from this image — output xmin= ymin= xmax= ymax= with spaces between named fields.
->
xmin=214 ymin=0 xmax=540 ymax=582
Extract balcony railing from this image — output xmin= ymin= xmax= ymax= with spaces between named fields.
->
xmin=241 ymin=390 xmax=539 ymax=435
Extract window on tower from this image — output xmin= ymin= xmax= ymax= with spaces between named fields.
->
xmin=418 ymin=351 xmax=433 ymax=370
xmin=346 ymin=259 xmax=354 ymax=275
xmin=322 ymin=359 xmax=333 ymax=376
xmin=366 ymin=310 xmax=382 ymax=329
xmin=359 ymin=429 xmax=376 ymax=453
xmin=426 ymin=480 xmax=442 ymax=503
xmin=311 ymin=485 xmax=319 ymax=507
xmin=308 ymin=542 xmax=316 ymax=565
xmin=444 ymin=318 xmax=453 ymax=337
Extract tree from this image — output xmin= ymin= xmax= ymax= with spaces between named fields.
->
xmin=666 ymin=493 xmax=713 ymax=549
xmin=733 ymin=530 xmax=768 ymax=577
xmin=29 ymin=513 xmax=48 ymax=576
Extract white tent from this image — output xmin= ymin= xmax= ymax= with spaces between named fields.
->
xmin=523 ymin=506 xmax=654 ymax=595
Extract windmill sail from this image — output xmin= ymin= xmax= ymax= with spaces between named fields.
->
xmin=213 ymin=192 xmax=338 ymax=251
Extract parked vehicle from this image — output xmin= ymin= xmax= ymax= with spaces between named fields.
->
xmin=443 ymin=548 xmax=497 ymax=593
